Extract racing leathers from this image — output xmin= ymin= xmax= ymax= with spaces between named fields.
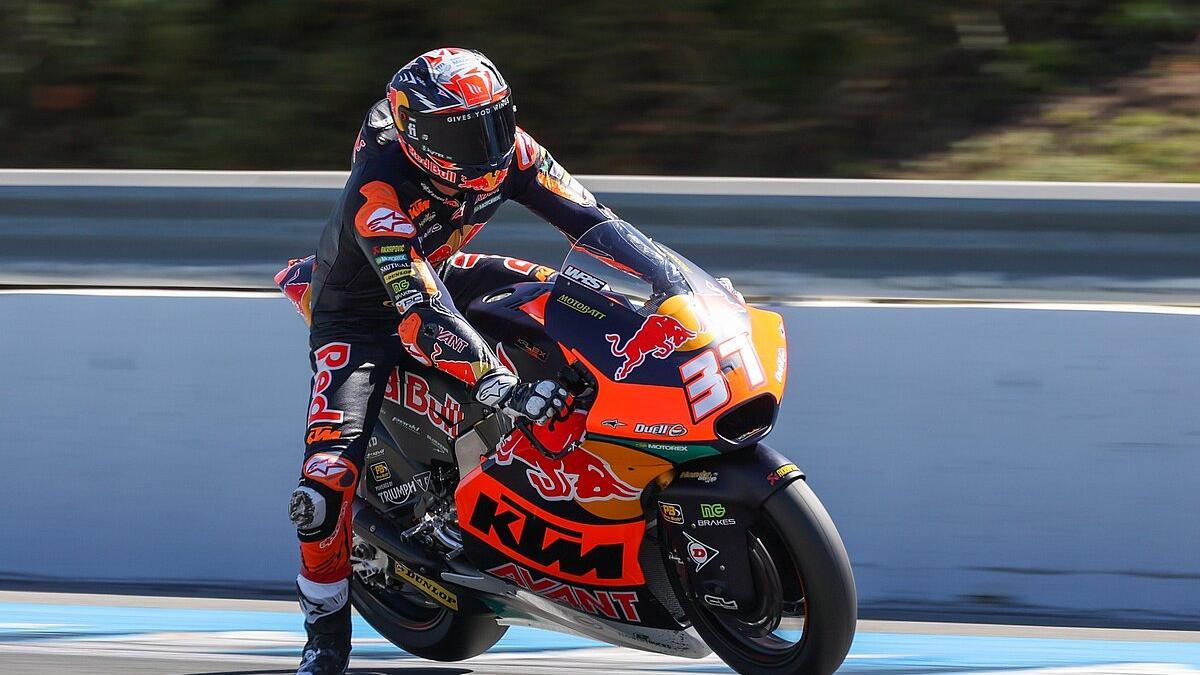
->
xmin=290 ymin=103 xmax=640 ymax=627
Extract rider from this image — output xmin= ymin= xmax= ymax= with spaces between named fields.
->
xmin=289 ymin=48 xmax=667 ymax=675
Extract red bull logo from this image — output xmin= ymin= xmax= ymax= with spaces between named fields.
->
xmin=460 ymin=168 xmax=508 ymax=192
xmin=307 ymin=343 xmax=350 ymax=427
xmin=430 ymin=344 xmax=480 ymax=385
xmin=400 ymin=141 xmax=457 ymax=184
xmin=495 ymin=411 xmax=640 ymax=503
xmin=385 ymin=370 xmax=464 ymax=437
xmin=461 ymin=168 xmax=508 ymax=192
xmin=604 ymin=314 xmax=697 ymax=381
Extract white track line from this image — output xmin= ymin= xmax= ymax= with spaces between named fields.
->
xmin=3 ymin=287 xmax=1199 ymax=314
xmin=3 ymin=590 xmax=1198 ymax=643
xmin=2 ymin=169 xmax=1200 ymax=200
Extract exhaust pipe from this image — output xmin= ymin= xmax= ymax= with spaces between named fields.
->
xmin=352 ymin=498 xmax=443 ymax=573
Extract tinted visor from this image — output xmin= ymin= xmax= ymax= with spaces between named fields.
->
xmin=403 ymin=95 xmax=515 ymax=167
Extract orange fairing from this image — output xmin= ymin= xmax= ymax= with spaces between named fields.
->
xmin=748 ymin=306 xmax=788 ymax=396
xmin=457 ymin=468 xmax=646 ymax=587
xmin=575 ymin=305 xmax=788 ymax=443
xmin=496 ymin=411 xmax=671 ymax=521
xmin=573 ymin=438 xmax=672 ymax=521
xmin=519 ymin=291 xmax=550 ymax=325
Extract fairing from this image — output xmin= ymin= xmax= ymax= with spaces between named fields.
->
xmin=546 ymin=220 xmax=788 ymax=451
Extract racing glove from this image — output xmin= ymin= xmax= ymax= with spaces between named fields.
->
xmin=474 ymin=369 xmax=569 ymax=424
xmin=716 ymin=276 xmax=746 ymax=303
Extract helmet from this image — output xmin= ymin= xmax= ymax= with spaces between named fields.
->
xmin=387 ymin=48 xmax=516 ymax=192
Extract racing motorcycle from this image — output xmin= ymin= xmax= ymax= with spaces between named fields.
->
xmin=277 ymin=220 xmax=856 ymax=674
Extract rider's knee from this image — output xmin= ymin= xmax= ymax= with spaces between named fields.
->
xmin=290 ymin=453 xmax=358 ymax=540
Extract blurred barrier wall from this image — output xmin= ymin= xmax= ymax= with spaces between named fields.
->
xmin=2 ymin=171 xmax=1200 ymax=303
xmin=1 ymin=292 xmax=1198 ymax=627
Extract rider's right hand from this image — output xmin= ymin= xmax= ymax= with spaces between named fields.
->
xmin=474 ymin=369 xmax=569 ymax=424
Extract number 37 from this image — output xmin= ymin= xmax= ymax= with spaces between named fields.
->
xmin=678 ymin=334 xmax=764 ymax=422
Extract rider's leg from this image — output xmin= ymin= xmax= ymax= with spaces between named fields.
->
xmin=440 ymin=252 xmax=557 ymax=309
xmin=291 ymin=327 xmax=398 ymax=674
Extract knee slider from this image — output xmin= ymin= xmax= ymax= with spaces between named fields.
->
xmin=289 ymin=484 xmax=330 ymax=539
xmin=292 ymin=453 xmax=358 ymax=542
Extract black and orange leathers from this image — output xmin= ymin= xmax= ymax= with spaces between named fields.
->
xmin=297 ymin=110 xmax=615 ymax=585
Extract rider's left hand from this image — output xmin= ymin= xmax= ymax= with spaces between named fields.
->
xmin=474 ymin=369 xmax=569 ymax=424
xmin=716 ymin=276 xmax=746 ymax=303
xmin=505 ymin=380 xmax=570 ymax=424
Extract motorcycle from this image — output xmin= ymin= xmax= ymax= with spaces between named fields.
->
xmin=277 ymin=219 xmax=856 ymax=674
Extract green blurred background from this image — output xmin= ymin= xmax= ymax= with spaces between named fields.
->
xmin=1 ymin=0 xmax=1197 ymax=179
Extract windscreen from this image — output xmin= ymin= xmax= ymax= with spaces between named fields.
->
xmin=547 ymin=220 xmax=752 ymax=383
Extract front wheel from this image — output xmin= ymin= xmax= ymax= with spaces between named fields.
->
xmin=665 ymin=479 xmax=856 ymax=674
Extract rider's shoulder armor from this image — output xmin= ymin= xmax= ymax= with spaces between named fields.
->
xmin=352 ymin=99 xmax=400 ymax=165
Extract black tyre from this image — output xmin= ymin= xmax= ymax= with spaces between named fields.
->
xmin=350 ymin=573 xmax=507 ymax=661
xmin=664 ymin=479 xmax=857 ymax=674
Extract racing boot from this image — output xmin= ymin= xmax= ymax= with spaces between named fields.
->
xmin=297 ymin=577 xmax=351 ymax=675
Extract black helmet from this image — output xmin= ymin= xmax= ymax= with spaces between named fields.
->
xmin=387 ymin=48 xmax=516 ymax=192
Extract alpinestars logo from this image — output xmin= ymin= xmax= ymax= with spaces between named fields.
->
xmin=365 ymin=207 xmax=416 ymax=237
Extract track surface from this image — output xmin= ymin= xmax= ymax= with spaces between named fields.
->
xmin=1 ymin=593 xmax=1198 ymax=674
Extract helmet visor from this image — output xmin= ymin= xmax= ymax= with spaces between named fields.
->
xmin=401 ymin=94 xmax=516 ymax=167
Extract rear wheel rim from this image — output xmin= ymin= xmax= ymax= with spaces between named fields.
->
xmin=352 ymin=540 xmax=449 ymax=632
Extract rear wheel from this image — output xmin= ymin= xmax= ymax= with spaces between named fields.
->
xmin=664 ymin=480 xmax=856 ymax=674
xmin=349 ymin=538 xmax=507 ymax=661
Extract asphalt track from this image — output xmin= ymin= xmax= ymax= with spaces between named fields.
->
xmin=1 ymin=592 xmax=1199 ymax=675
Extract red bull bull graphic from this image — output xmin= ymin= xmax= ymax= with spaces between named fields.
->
xmin=494 ymin=411 xmax=640 ymax=503
xmin=429 ymin=343 xmax=481 ymax=385
xmin=461 ymin=168 xmax=508 ymax=192
xmin=604 ymin=314 xmax=698 ymax=381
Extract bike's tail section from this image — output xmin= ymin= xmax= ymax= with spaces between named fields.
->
xmin=276 ymin=255 xmax=316 ymax=326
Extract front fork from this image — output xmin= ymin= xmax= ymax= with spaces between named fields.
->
xmin=654 ymin=443 xmax=804 ymax=614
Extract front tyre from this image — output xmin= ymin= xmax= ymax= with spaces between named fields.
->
xmin=666 ymin=479 xmax=857 ymax=674
xmin=349 ymin=573 xmax=507 ymax=661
